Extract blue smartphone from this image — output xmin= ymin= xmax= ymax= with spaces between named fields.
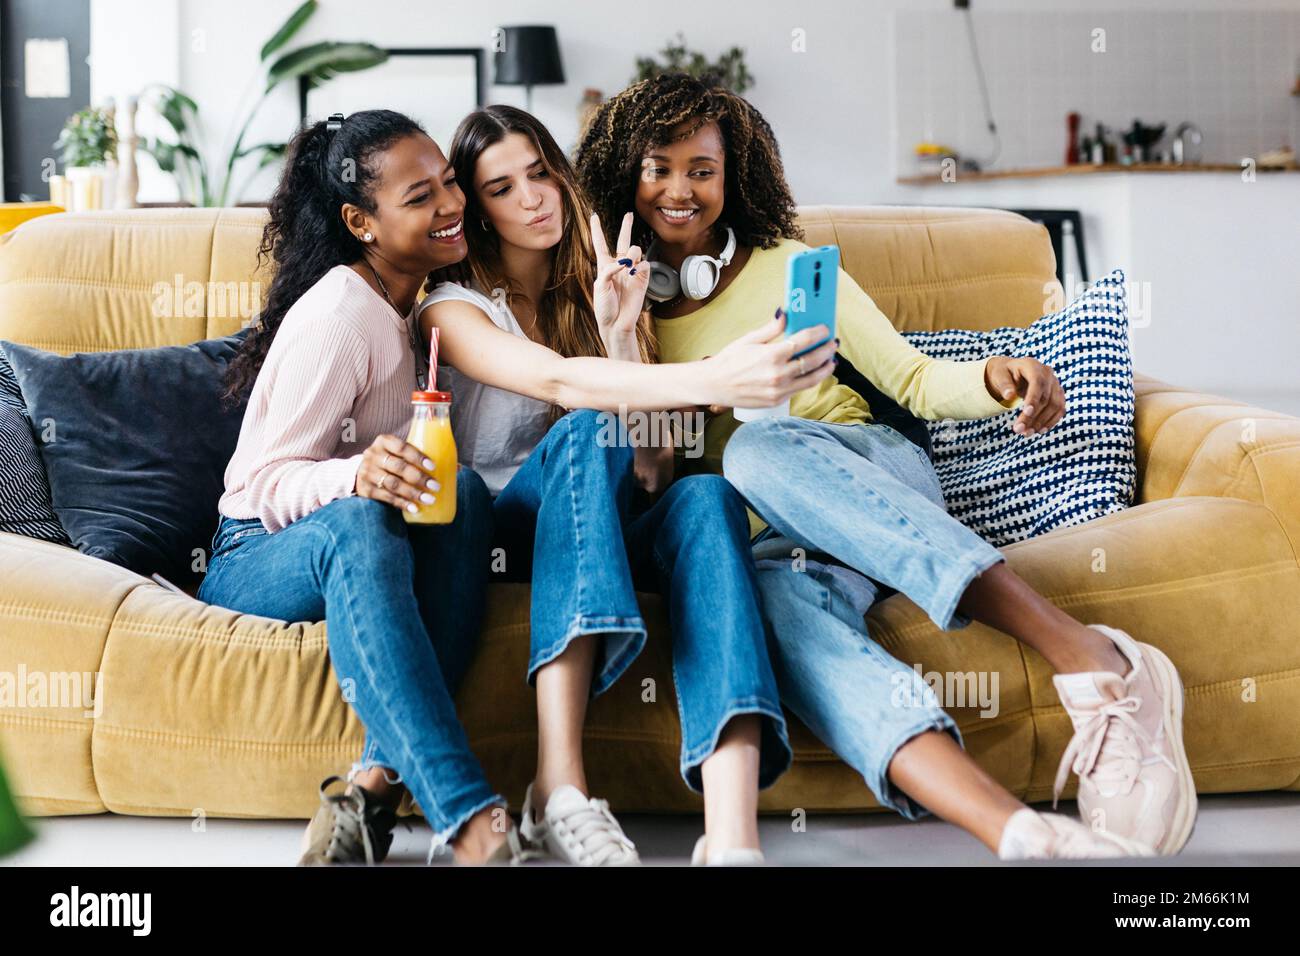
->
xmin=784 ymin=245 xmax=838 ymax=357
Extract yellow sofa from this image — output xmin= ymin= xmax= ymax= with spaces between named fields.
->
xmin=1 ymin=206 xmax=1297 ymax=821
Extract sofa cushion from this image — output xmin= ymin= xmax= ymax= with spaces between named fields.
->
xmin=902 ymin=268 xmax=1136 ymax=546
xmin=0 ymin=347 xmax=69 ymax=544
xmin=1 ymin=330 xmax=249 ymax=586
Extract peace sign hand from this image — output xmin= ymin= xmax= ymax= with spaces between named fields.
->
xmin=591 ymin=211 xmax=651 ymax=351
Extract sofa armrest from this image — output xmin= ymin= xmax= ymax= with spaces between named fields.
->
xmin=1134 ymin=373 xmax=1300 ymax=555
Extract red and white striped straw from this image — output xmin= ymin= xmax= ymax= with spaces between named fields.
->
xmin=428 ymin=327 xmax=440 ymax=390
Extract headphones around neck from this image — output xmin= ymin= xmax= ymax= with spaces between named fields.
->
xmin=646 ymin=226 xmax=736 ymax=303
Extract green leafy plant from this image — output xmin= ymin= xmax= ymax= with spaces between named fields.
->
xmin=141 ymin=0 xmax=387 ymax=206
xmin=0 ymin=757 xmax=34 ymax=858
xmin=633 ymin=33 xmax=754 ymax=93
xmin=54 ymin=107 xmax=119 ymax=169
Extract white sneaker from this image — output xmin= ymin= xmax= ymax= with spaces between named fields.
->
xmin=691 ymin=835 xmax=765 ymax=866
xmin=997 ymin=807 xmax=1156 ymax=860
xmin=519 ymin=783 xmax=640 ymax=866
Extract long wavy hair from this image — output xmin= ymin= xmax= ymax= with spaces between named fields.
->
xmin=221 ymin=109 xmax=427 ymax=405
xmin=574 ymin=72 xmax=802 ymax=253
xmin=430 ymin=104 xmax=656 ymax=377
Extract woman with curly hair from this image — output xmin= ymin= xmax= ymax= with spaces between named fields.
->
xmin=417 ymin=105 xmax=837 ymax=865
xmin=575 ymin=73 xmax=1196 ymax=861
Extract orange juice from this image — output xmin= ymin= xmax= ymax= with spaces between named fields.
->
xmin=403 ymin=390 xmax=457 ymax=524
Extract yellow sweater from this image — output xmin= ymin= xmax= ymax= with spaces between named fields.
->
xmin=653 ymin=238 xmax=1021 ymax=534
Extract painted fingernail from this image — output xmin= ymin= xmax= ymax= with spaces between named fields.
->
xmin=618 ymin=258 xmax=632 ymax=266
xmin=1023 ymin=405 xmax=1035 ymax=415
xmin=775 ymin=307 xmax=783 ymax=318
xmin=630 ymin=268 xmax=637 ymax=274
xmin=420 ymin=493 xmax=435 ymax=504
xmin=406 ymin=503 xmax=418 ymax=513
xmin=426 ymin=479 xmax=440 ymax=490
xmin=423 ymin=458 xmax=434 ymax=469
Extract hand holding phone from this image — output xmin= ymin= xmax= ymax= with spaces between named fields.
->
xmin=734 ymin=245 xmax=840 ymax=421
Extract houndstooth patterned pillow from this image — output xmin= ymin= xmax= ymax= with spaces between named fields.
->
xmin=901 ymin=269 xmax=1136 ymax=546
xmin=0 ymin=346 xmax=70 ymax=544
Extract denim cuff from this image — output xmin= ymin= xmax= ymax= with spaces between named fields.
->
xmin=930 ymin=547 xmax=1006 ymax=631
xmin=679 ymin=696 xmax=793 ymax=794
xmin=527 ymin=614 xmax=648 ymax=698
xmin=867 ymin=712 xmax=965 ymax=821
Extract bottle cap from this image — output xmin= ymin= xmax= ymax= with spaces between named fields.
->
xmin=411 ymin=390 xmax=452 ymax=403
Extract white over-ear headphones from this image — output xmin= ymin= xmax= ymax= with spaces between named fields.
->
xmin=646 ymin=226 xmax=736 ymax=303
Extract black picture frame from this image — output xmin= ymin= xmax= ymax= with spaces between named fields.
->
xmin=298 ymin=46 xmax=485 ymax=128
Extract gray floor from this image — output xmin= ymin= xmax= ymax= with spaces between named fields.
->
xmin=7 ymin=792 xmax=1300 ymax=866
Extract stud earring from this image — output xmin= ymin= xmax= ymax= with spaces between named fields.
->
xmin=362 ymin=232 xmax=373 ymax=242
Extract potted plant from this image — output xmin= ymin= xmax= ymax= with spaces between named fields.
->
xmin=633 ymin=33 xmax=754 ymax=92
xmin=53 ymin=105 xmax=119 ymax=210
xmin=140 ymin=0 xmax=387 ymax=206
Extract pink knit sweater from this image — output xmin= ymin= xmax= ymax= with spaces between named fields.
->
xmin=218 ymin=265 xmax=422 ymax=533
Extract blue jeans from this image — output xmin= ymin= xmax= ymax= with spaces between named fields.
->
xmin=196 ymin=469 xmax=503 ymax=846
xmin=722 ymin=417 xmax=1006 ymax=819
xmin=492 ymin=408 xmax=792 ymax=791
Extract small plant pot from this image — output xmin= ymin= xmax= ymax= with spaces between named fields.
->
xmin=62 ymin=165 xmax=118 ymax=212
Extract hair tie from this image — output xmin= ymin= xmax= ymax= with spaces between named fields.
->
xmin=325 ymin=112 xmax=345 ymax=133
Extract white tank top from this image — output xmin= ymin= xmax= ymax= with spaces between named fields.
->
xmin=416 ymin=280 xmax=552 ymax=496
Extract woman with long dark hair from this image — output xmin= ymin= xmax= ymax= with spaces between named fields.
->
xmin=201 ymin=109 xmax=514 ymax=865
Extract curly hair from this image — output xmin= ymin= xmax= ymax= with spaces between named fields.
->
xmin=574 ymin=72 xmax=802 ymax=253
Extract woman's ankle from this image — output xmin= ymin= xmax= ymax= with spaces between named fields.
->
xmin=452 ymin=807 xmax=509 ymax=864
xmin=350 ymin=767 xmax=403 ymax=810
xmin=1051 ymin=625 xmax=1130 ymax=676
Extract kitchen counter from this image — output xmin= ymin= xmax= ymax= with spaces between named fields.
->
xmin=897 ymin=162 xmax=1299 ymax=185
xmin=888 ymin=170 xmax=1299 ymax=407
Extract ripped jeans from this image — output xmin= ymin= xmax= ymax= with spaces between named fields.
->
xmin=197 ymin=469 xmax=502 ymax=852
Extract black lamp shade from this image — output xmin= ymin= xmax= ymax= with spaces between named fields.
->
xmin=493 ymin=25 xmax=565 ymax=87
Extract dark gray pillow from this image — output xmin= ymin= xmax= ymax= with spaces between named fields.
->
xmin=0 ymin=347 xmax=70 ymax=544
xmin=1 ymin=331 xmax=249 ymax=585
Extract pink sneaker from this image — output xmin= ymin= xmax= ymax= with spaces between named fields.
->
xmin=1052 ymin=625 xmax=1197 ymax=855
xmin=997 ymin=808 xmax=1155 ymax=860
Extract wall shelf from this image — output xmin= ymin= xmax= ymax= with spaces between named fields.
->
xmin=897 ymin=162 xmax=1299 ymax=185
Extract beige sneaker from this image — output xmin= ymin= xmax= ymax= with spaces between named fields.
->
xmin=998 ymin=807 xmax=1155 ymax=860
xmin=298 ymin=776 xmax=397 ymax=866
xmin=1052 ymin=625 xmax=1197 ymax=855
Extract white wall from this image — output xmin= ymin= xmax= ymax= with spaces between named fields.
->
xmin=90 ymin=0 xmax=180 ymax=201
xmin=170 ymin=0 xmax=891 ymax=205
